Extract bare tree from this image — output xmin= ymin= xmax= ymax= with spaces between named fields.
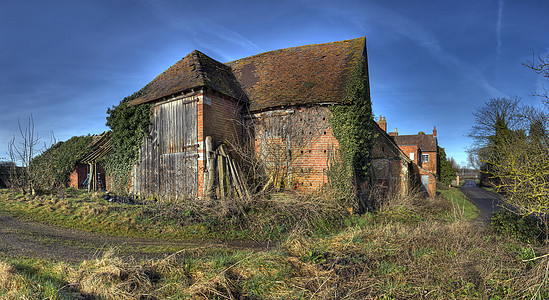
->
xmin=7 ymin=115 xmax=41 ymax=194
xmin=524 ymin=51 xmax=549 ymax=106
xmin=468 ymin=97 xmax=523 ymax=147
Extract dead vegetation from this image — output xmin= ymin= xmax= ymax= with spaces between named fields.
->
xmin=1 ymin=190 xmax=549 ymax=299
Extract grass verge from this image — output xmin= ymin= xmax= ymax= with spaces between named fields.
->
xmin=438 ymin=187 xmax=480 ymax=220
xmin=1 ymin=192 xmax=548 ymax=299
xmin=0 ymin=188 xmax=349 ymax=242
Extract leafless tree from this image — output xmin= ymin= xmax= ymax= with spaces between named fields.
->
xmin=7 ymin=115 xmax=41 ymax=194
xmin=524 ymin=51 xmax=549 ymax=106
xmin=468 ymin=97 xmax=523 ymax=147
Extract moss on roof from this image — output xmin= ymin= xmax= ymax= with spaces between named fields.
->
xmin=127 ymin=37 xmax=367 ymax=112
xmin=128 ymin=50 xmax=247 ymax=106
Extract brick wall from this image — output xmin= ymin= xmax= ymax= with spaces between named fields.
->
xmin=197 ymin=90 xmax=245 ymax=197
xmin=252 ymin=106 xmax=339 ymax=192
xmin=69 ymin=163 xmax=107 ymax=190
xmin=399 ymin=145 xmax=418 ymax=164
xmin=69 ymin=163 xmax=88 ymax=189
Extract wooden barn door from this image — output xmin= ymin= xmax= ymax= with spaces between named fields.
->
xmin=155 ymin=99 xmax=198 ymax=200
xmin=132 ymin=98 xmax=198 ymax=200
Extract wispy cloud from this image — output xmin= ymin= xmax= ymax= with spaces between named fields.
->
xmin=496 ymin=0 xmax=505 ymax=59
xmin=137 ymin=0 xmax=264 ymax=61
xmin=320 ymin=2 xmax=506 ymax=97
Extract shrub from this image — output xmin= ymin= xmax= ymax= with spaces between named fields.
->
xmin=490 ymin=210 xmax=545 ymax=244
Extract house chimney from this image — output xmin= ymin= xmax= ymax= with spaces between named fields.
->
xmin=433 ymin=126 xmax=437 ymax=137
xmin=376 ymin=116 xmax=387 ymax=132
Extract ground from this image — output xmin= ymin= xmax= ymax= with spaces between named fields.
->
xmin=459 ymin=180 xmax=503 ymax=222
xmin=0 ymin=182 xmax=499 ymax=264
xmin=0 ymin=210 xmax=268 ymax=263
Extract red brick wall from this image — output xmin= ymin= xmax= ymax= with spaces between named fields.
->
xmin=69 ymin=163 xmax=88 ymax=189
xmin=419 ymin=150 xmax=437 ymax=174
xmin=197 ymin=91 xmax=244 ymax=197
xmin=418 ymin=168 xmax=436 ymax=197
xmin=399 ymin=145 xmax=418 ymax=164
xmin=253 ymin=107 xmax=339 ymax=192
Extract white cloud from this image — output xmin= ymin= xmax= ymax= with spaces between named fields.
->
xmin=496 ymin=0 xmax=505 ymax=60
xmin=137 ymin=0 xmax=263 ymax=61
xmin=310 ymin=1 xmax=506 ymax=97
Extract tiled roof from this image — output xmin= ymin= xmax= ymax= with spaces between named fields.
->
xmin=393 ymin=134 xmax=437 ymax=152
xmin=226 ymin=37 xmax=366 ymax=112
xmin=127 ymin=37 xmax=367 ymax=111
xmin=128 ymin=50 xmax=247 ymax=106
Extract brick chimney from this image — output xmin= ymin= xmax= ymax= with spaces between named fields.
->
xmin=376 ymin=116 xmax=387 ymax=132
xmin=433 ymin=126 xmax=437 ymax=137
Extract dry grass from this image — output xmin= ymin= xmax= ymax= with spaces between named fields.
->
xmin=1 ymin=189 xmax=549 ymax=298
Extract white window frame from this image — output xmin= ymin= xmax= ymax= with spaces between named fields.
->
xmin=421 ymin=154 xmax=429 ymax=162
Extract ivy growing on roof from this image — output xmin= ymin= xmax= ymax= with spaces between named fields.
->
xmin=328 ymin=56 xmax=375 ymax=207
xmin=104 ymin=86 xmax=152 ymax=194
xmin=31 ymin=135 xmax=94 ymax=191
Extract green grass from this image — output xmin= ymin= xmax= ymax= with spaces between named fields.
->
xmin=0 ymin=256 xmax=78 ymax=299
xmin=0 ymin=188 xmax=358 ymax=243
xmin=0 ymin=189 xmax=235 ymax=241
xmin=438 ymin=187 xmax=479 ymax=220
xmin=1 ymin=188 xmax=548 ymax=298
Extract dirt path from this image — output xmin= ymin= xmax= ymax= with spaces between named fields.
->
xmin=0 ymin=211 xmax=269 ymax=263
xmin=459 ymin=180 xmax=503 ymax=223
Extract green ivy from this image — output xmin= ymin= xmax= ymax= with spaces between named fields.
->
xmin=328 ymin=56 xmax=375 ymax=206
xmin=104 ymin=86 xmax=152 ymax=194
xmin=31 ymin=135 xmax=94 ymax=191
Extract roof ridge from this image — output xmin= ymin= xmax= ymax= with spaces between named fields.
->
xmin=189 ymin=50 xmax=208 ymax=85
xmin=225 ymin=37 xmax=365 ymax=64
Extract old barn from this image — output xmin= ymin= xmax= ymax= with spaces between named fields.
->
xmin=126 ymin=37 xmax=417 ymax=200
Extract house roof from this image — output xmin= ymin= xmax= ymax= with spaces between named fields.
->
xmin=127 ymin=37 xmax=367 ymax=111
xmin=226 ymin=37 xmax=367 ymax=112
xmin=128 ymin=50 xmax=247 ymax=106
xmin=393 ymin=133 xmax=437 ymax=152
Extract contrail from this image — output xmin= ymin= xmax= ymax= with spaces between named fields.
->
xmin=496 ymin=0 xmax=505 ymax=59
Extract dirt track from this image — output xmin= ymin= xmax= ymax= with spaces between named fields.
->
xmin=0 ymin=211 xmax=268 ymax=263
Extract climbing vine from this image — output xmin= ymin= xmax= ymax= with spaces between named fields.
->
xmin=328 ymin=56 xmax=376 ymax=205
xmin=31 ymin=135 xmax=94 ymax=192
xmin=103 ymin=86 xmax=152 ymax=193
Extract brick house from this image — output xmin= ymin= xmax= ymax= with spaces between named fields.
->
xmin=126 ymin=37 xmax=414 ymax=200
xmin=378 ymin=117 xmax=438 ymax=196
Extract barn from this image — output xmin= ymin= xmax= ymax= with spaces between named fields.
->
xmin=125 ymin=37 xmax=414 ymax=200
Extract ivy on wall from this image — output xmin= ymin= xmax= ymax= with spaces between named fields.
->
xmin=31 ymin=135 xmax=93 ymax=191
xmin=104 ymin=86 xmax=152 ymax=193
xmin=328 ymin=56 xmax=376 ymax=205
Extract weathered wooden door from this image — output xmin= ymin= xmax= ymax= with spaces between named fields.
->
xmin=132 ymin=98 xmax=198 ymax=200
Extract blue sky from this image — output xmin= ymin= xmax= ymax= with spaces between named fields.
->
xmin=1 ymin=0 xmax=548 ymax=166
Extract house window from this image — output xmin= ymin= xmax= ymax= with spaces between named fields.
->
xmin=421 ymin=154 xmax=429 ymax=162
xmin=409 ymin=152 xmax=414 ymax=160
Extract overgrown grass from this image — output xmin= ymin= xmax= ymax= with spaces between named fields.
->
xmin=1 ymin=192 xmax=548 ymax=299
xmin=0 ymin=188 xmax=349 ymax=242
xmin=438 ymin=187 xmax=480 ymax=220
